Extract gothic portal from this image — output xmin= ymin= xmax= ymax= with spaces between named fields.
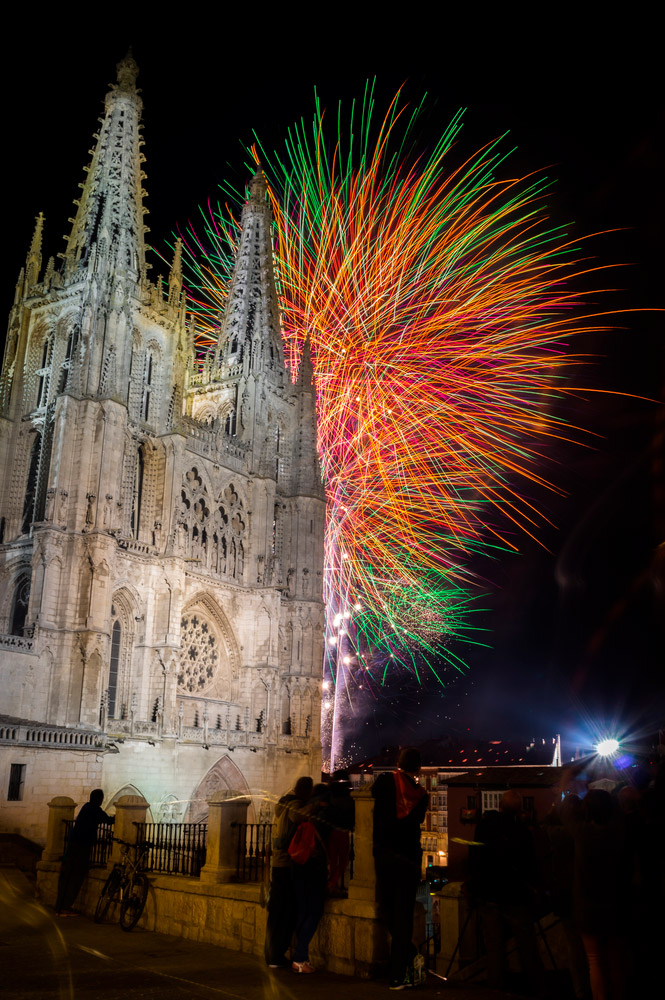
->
xmin=0 ymin=54 xmax=325 ymax=840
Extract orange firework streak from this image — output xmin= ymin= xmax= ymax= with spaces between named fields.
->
xmin=178 ymin=87 xmax=615 ymax=689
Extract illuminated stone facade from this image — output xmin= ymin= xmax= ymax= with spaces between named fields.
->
xmin=0 ymin=54 xmax=325 ymax=841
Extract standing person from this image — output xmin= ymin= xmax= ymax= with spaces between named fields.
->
xmin=55 ymin=788 xmax=112 ymax=915
xmin=264 ymin=776 xmax=313 ymax=968
xmin=570 ymin=789 xmax=627 ymax=1000
xmin=290 ymin=782 xmax=330 ymax=973
xmin=326 ymin=769 xmax=355 ymax=896
xmin=468 ymin=790 xmax=546 ymax=994
xmin=542 ymin=795 xmax=591 ymax=1000
xmin=372 ymin=748 xmax=429 ymax=990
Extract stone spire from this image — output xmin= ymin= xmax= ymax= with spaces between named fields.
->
xmin=25 ymin=212 xmax=44 ymax=288
xmin=217 ymin=166 xmax=285 ymax=380
xmin=294 ymin=335 xmax=323 ymax=495
xmin=64 ymin=50 xmax=146 ymax=280
xmin=297 ymin=334 xmax=314 ymax=388
xmin=168 ymin=237 xmax=183 ymax=307
xmin=248 ymin=166 xmax=268 ymax=204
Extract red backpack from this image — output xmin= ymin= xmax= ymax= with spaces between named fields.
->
xmin=288 ymin=820 xmax=319 ymax=864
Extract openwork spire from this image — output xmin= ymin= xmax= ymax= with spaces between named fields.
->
xmin=64 ymin=51 xmax=146 ymax=279
xmin=115 ymin=49 xmax=139 ymax=94
xmin=217 ymin=168 xmax=285 ymax=378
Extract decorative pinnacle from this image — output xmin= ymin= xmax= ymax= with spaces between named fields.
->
xmin=171 ymin=237 xmax=183 ymax=277
xmin=298 ymin=334 xmax=314 ymax=387
xmin=115 ymin=49 xmax=139 ymax=93
xmin=248 ymin=166 xmax=267 ymax=204
xmin=25 ymin=211 xmax=45 ymax=286
xmin=169 ymin=238 xmax=183 ymax=306
xmin=28 ymin=212 xmax=45 ymax=257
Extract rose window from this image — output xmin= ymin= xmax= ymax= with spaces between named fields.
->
xmin=178 ymin=614 xmax=219 ymax=693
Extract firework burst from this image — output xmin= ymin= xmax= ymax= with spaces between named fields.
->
xmin=178 ymin=85 xmax=611 ymax=760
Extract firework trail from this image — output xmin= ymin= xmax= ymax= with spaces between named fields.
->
xmin=178 ymin=84 xmax=610 ymax=767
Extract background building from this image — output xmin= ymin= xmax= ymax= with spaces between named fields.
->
xmin=0 ymin=54 xmax=325 ymax=842
xmin=349 ymin=736 xmax=560 ymax=874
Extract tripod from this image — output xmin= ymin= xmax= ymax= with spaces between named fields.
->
xmin=442 ymin=894 xmax=558 ymax=982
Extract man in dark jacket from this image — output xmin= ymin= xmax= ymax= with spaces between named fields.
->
xmin=372 ymin=748 xmax=428 ymax=989
xmin=56 ymin=788 xmax=112 ymax=915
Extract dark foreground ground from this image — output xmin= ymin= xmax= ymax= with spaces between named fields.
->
xmin=1 ymin=868 xmax=543 ymax=1000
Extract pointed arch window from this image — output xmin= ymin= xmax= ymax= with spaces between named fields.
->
xmin=275 ymin=425 xmax=280 ymax=481
xmin=36 ymin=337 xmax=52 ymax=408
xmin=107 ymin=597 xmax=134 ymax=723
xmin=224 ymin=409 xmax=236 ymax=436
xmin=22 ymin=434 xmax=41 ymax=534
xmin=131 ymin=447 xmax=144 ymax=539
xmin=142 ymin=352 xmax=153 ymax=421
xmin=10 ymin=574 xmax=31 ymax=636
xmin=281 ymin=688 xmax=292 ymax=735
xmin=58 ymin=326 xmax=79 ymax=394
xmin=108 ymin=617 xmax=121 ymax=719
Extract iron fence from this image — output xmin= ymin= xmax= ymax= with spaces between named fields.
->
xmin=62 ymin=819 xmax=114 ymax=866
xmin=232 ymin=821 xmax=272 ymax=881
xmin=135 ymin=821 xmax=207 ymax=877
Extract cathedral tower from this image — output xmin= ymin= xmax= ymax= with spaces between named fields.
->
xmin=0 ymin=56 xmax=325 ymax=839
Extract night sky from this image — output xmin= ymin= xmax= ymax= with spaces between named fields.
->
xmin=5 ymin=21 xmax=663 ymax=762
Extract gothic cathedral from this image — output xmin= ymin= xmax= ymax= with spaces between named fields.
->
xmin=0 ymin=53 xmax=325 ymax=840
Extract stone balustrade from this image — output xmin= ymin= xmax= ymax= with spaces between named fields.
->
xmin=35 ymin=786 xmax=397 ymax=977
xmin=0 ymin=719 xmax=101 ymax=748
xmin=0 ymin=631 xmax=34 ymax=652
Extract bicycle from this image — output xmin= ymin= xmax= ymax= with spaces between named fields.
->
xmin=94 ymin=838 xmax=151 ymax=931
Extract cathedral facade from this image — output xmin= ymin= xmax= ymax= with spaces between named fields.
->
xmin=0 ymin=54 xmax=325 ymax=841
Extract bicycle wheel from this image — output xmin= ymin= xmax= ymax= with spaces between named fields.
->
xmin=119 ymin=873 xmax=148 ymax=931
xmin=94 ymin=867 xmax=122 ymax=923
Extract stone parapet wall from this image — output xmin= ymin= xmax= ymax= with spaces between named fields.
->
xmin=36 ymin=863 xmax=388 ymax=975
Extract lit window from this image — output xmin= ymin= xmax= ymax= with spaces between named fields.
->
xmin=481 ymin=791 xmax=502 ymax=813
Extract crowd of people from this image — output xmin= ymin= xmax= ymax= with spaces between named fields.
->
xmin=264 ymin=770 xmax=355 ymax=973
xmin=265 ymin=748 xmax=428 ymax=988
xmin=58 ymin=753 xmax=663 ymax=996
xmin=466 ymin=765 xmax=664 ymax=1000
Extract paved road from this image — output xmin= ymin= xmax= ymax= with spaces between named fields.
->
xmin=0 ymin=870 xmax=533 ymax=1000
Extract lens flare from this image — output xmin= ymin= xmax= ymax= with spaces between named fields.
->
xmin=595 ymin=737 xmax=620 ymax=757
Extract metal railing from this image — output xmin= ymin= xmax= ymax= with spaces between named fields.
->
xmin=232 ymin=822 xmax=272 ymax=881
xmin=62 ymin=819 xmax=114 ymax=866
xmin=135 ymin=822 xmax=207 ymax=877
xmin=60 ymin=816 xmax=354 ymax=888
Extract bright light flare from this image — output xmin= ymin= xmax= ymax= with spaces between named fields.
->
xmin=595 ymin=738 xmax=620 ymax=757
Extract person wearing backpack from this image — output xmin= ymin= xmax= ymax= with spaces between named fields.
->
xmin=289 ymin=782 xmax=331 ymax=973
xmin=264 ymin=776 xmax=313 ymax=968
xmin=372 ymin=748 xmax=429 ymax=990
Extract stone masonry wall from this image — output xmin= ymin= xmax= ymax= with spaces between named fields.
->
xmin=0 ymin=747 xmax=103 ymax=843
xmin=36 ymin=864 xmax=388 ymax=976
